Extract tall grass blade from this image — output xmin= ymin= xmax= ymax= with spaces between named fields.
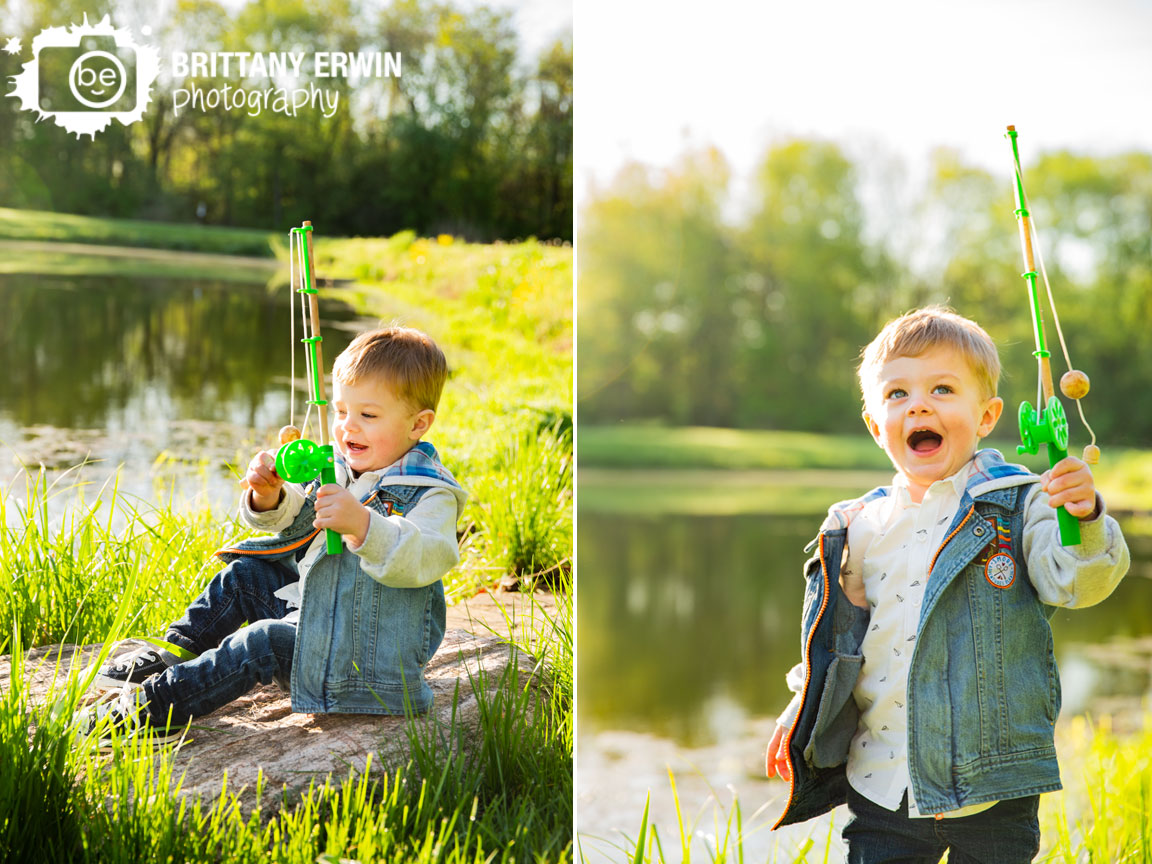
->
xmin=632 ymin=793 xmax=651 ymax=864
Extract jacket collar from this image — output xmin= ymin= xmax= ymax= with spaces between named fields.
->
xmin=334 ymin=440 xmax=462 ymax=490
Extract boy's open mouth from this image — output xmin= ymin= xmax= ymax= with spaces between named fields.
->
xmin=907 ymin=429 xmax=943 ymax=453
xmin=345 ymin=441 xmax=368 ymax=454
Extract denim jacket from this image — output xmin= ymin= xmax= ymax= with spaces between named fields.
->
xmin=774 ymin=449 xmax=1129 ymax=827
xmin=217 ymin=443 xmax=466 ymax=715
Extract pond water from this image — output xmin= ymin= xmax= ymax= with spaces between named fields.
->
xmin=0 ymin=271 xmax=367 ymax=509
xmin=576 ymin=478 xmax=1152 ymax=861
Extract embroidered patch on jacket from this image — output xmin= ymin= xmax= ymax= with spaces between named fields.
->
xmin=985 ymin=552 xmax=1016 ymax=588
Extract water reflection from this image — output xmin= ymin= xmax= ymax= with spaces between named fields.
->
xmin=578 ymin=510 xmax=815 ymax=746
xmin=0 ymin=272 xmax=364 ymax=503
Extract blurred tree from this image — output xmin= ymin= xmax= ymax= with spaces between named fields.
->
xmin=495 ymin=36 xmax=572 ymax=240
xmin=736 ymin=140 xmax=884 ymax=431
xmin=1028 ymin=151 xmax=1152 ymax=445
xmin=578 ymin=149 xmax=738 ymax=425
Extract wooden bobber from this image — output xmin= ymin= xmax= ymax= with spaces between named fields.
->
xmin=1082 ymin=444 xmax=1100 ymax=465
xmin=279 ymin=425 xmax=302 ymax=445
xmin=1060 ymin=370 xmax=1090 ymax=400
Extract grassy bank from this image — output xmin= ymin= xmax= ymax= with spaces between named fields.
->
xmin=614 ymin=712 xmax=1152 ymax=863
xmin=0 ymin=240 xmax=278 ymax=282
xmin=0 ymin=207 xmax=278 ymax=257
xmin=1 ymin=210 xmax=573 ymax=860
xmin=579 ymin=424 xmax=1152 ymax=514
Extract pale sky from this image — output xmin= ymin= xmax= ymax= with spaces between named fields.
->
xmin=576 ymin=0 xmax=1152 ymax=205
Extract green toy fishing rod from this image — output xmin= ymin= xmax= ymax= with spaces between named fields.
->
xmin=275 ymin=221 xmax=341 ymax=555
xmin=1006 ymin=126 xmax=1100 ymax=547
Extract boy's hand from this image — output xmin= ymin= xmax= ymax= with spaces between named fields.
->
xmin=1040 ymin=456 xmax=1099 ymax=520
xmin=314 ymin=484 xmax=371 ymax=547
xmin=246 ymin=450 xmax=284 ymax=512
xmin=765 ymin=723 xmax=792 ymax=782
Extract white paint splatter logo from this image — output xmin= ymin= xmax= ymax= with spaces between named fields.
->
xmin=7 ymin=15 xmax=160 ymax=139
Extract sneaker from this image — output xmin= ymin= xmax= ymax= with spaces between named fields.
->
xmin=94 ymin=642 xmax=186 ymax=691
xmin=74 ymin=684 xmax=186 ymax=749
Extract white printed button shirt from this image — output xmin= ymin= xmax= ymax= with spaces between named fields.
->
xmin=839 ymin=462 xmax=997 ymax=818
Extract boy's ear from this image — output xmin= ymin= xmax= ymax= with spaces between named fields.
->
xmin=409 ymin=408 xmax=435 ymax=439
xmin=862 ymin=409 xmax=883 ymax=445
xmin=977 ymin=396 xmax=1004 ymax=438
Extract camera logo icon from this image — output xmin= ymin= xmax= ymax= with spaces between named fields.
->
xmin=8 ymin=14 xmax=160 ymax=139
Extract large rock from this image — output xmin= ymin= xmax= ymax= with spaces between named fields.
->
xmin=0 ymin=590 xmax=553 ymax=814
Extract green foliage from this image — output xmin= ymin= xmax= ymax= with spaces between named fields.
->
xmin=470 ymin=423 xmax=572 ymax=584
xmin=578 ymin=149 xmax=735 ymax=426
xmin=1040 ymin=714 xmax=1152 ymax=862
xmin=0 ymin=466 xmax=231 ymax=651
xmin=0 ymin=0 xmax=571 ymax=242
xmin=579 ymin=140 xmax=1152 ymax=447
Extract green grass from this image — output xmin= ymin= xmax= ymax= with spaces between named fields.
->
xmin=599 ymin=713 xmax=1152 ymax=863
xmin=577 ymin=468 xmax=891 ymax=516
xmin=0 ymin=465 xmax=234 ymax=651
xmin=579 ymin=424 xmax=1152 ymax=513
xmin=578 ymin=425 xmax=892 ymax=472
xmin=0 ymin=207 xmax=278 ymax=257
xmin=0 ymin=240 xmax=279 ymax=282
xmin=471 ymin=423 xmax=573 ymax=584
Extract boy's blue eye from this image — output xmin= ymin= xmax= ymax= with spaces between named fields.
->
xmin=362 ymin=414 xmax=376 ymax=420
xmin=886 ymin=388 xmax=907 ymax=400
xmin=933 ymin=384 xmax=953 ymax=395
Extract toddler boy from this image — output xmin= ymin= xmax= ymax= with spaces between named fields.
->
xmin=766 ymin=307 xmax=1129 ymax=862
xmin=83 ymin=326 xmax=467 ymax=743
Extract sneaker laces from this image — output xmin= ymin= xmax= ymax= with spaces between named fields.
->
xmin=131 ymin=651 xmax=160 ymax=669
xmin=111 ymin=647 xmax=160 ymax=672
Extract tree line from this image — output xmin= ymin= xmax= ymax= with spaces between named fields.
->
xmin=578 ymin=141 xmax=1152 ymax=446
xmin=0 ymin=0 xmax=572 ymax=243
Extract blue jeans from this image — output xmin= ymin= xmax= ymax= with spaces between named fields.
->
xmin=843 ymin=786 xmax=1041 ymax=864
xmin=141 ymin=556 xmax=298 ymax=726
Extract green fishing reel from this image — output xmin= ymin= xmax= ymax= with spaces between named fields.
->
xmin=275 ymin=438 xmax=341 ymax=554
xmin=1018 ymin=396 xmax=1080 ymax=546
xmin=1017 ymin=396 xmax=1068 ymax=455
xmin=276 ymin=437 xmax=331 ymax=484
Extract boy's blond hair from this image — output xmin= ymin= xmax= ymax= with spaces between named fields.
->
xmin=858 ymin=306 xmax=1000 ymax=406
xmin=332 ymin=327 xmax=448 ymax=411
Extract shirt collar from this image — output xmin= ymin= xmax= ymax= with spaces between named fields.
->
xmin=891 ymin=458 xmax=974 ymax=504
